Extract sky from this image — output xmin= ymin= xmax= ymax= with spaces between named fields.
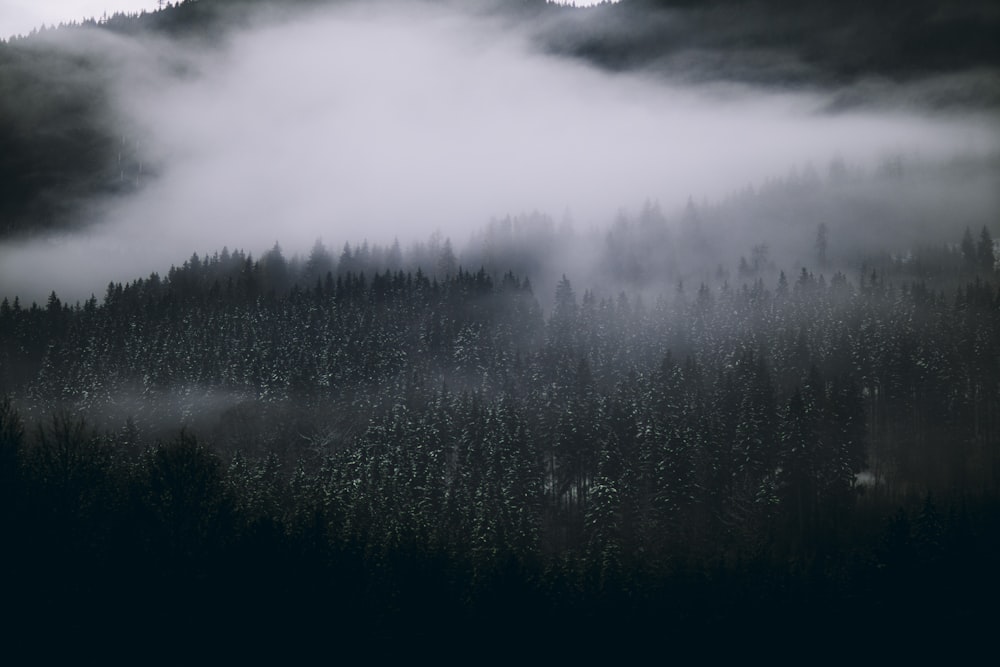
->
xmin=0 ymin=0 xmax=157 ymax=40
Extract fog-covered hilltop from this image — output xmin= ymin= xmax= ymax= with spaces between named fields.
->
xmin=549 ymin=0 xmax=1000 ymax=103
xmin=1 ymin=0 xmax=998 ymax=239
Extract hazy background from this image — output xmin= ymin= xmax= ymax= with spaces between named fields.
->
xmin=1 ymin=0 xmax=997 ymax=303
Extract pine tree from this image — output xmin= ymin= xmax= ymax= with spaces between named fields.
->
xmin=961 ymin=227 xmax=976 ymax=267
xmin=815 ymin=222 xmax=828 ymax=268
xmin=0 ymin=397 xmax=25 ymax=525
xmin=977 ymin=226 xmax=994 ymax=272
xmin=547 ymin=275 xmax=578 ymax=351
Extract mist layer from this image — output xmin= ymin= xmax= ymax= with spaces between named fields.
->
xmin=1 ymin=2 xmax=997 ymax=303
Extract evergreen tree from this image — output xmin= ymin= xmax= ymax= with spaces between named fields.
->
xmin=815 ymin=222 xmax=828 ymax=268
xmin=977 ymin=226 xmax=994 ymax=272
xmin=961 ymin=227 xmax=976 ymax=267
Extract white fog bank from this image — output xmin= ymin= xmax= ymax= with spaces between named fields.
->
xmin=1 ymin=2 xmax=998 ymax=303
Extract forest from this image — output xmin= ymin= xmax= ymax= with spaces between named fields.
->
xmin=3 ymin=210 xmax=1000 ymax=654
xmin=2 ymin=0 xmax=1000 ymax=658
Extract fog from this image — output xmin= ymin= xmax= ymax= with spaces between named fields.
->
xmin=1 ymin=1 xmax=998 ymax=304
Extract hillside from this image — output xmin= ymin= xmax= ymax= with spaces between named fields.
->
xmin=1 ymin=0 xmax=999 ymax=653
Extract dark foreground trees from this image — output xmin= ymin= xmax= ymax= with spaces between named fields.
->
xmin=1 ymin=403 xmax=997 ymax=657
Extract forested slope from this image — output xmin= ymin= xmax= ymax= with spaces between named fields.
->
xmin=2 ymin=0 xmax=999 ymax=654
xmin=2 ymin=219 xmax=999 ymax=651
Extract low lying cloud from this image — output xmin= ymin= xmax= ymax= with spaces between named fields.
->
xmin=1 ymin=1 xmax=997 ymax=303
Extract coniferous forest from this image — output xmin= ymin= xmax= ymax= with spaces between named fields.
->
xmin=2 ymin=0 xmax=1000 ymax=659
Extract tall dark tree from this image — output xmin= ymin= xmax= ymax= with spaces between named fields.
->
xmin=815 ymin=222 xmax=828 ymax=268
xmin=0 ymin=397 xmax=25 ymax=526
xmin=961 ymin=227 xmax=977 ymax=268
xmin=977 ymin=226 xmax=995 ymax=272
